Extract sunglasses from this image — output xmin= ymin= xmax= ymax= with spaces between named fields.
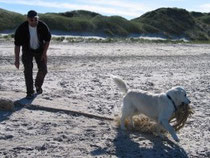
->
xmin=29 ymin=18 xmax=38 ymax=22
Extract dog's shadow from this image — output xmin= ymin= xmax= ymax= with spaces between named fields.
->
xmin=0 ymin=95 xmax=37 ymax=122
xmin=91 ymin=128 xmax=188 ymax=158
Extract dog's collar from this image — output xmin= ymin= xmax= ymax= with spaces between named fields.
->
xmin=167 ymin=94 xmax=177 ymax=112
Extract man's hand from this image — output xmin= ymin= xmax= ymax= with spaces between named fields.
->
xmin=41 ymin=42 xmax=50 ymax=64
xmin=15 ymin=60 xmax=20 ymax=69
xmin=14 ymin=45 xmax=20 ymax=69
xmin=41 ymin=53 xmax=47 ymax=64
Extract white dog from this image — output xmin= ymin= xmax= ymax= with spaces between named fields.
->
xmin=113 ymin=76 xmax=191 ymax=142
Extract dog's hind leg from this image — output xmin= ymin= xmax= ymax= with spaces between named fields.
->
xmin=121 ymin=98 xmax=137 ymax=129
xmin=120 ymin=114 xmax=134 ymax=130
xmin=120 ymin=114 xmax=126 ymax=130
xmin=120 ymin=98 xmax=135 ymax=130
xmin=129 ymin=114 xmax=136 ymax=129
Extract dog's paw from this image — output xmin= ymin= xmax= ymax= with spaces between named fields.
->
xmin=172 ymin=135 xmax=180 ymax=142
xmin=174 ymin=137 xmax=180 ymax=142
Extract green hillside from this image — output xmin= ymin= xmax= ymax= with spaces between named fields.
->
xmin=39 ymin=11 xmax=142 ymax=36
xmin=1 ymin=8 xmax=210 ymax=40
xmin=0 ymin=8 xmax=25 ymax=31
xmin=132 ymin=8 xmax=210 ymax=40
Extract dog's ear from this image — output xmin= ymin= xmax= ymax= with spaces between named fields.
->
xmin=175 ymin=90 xmax=181 ymax=96
xmin=167 ymin=88 xmax=179 ymax=100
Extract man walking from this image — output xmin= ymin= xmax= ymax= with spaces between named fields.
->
xmin=14 ymin=10 xmax=51 ymax=99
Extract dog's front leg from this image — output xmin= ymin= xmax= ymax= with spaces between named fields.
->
xmin=160 ymin=119 xmax=180 ymax=142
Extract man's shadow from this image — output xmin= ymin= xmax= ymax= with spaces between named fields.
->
xmin=0 ymin=94 xmax=37 ymax=122
xmin=91 ymin=128 xmax=188 ymax=158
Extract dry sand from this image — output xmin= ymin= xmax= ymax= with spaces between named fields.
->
xmin=0 ymin=41 xmax=210 ymax=157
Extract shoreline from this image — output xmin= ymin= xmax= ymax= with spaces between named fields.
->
xmin=0 ymin=32 xmax=189 ymax=43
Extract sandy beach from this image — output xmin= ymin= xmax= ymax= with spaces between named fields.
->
xmin=0 ymin=41 xmax=210 ymax=157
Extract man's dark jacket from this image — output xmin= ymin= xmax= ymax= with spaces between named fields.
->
xmin=14 ymin=20 xmax=51 ymax=51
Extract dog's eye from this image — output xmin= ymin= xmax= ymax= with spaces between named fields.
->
xmin=184 ymin=94 xmax=186 ymax=97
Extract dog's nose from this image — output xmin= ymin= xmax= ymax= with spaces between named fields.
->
xmin=188 ymin=100 xmax=191 ymax=104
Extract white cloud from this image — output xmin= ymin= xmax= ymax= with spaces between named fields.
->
xmin=167 ymin=0 xmax=183 ymax=1
xmin=200 ymin=3 xmax=210 ymax=12
xmin=77 ymin=0 xmax=150 ymax=12
xmin=0 ymin=0 xmax=151 ymax=18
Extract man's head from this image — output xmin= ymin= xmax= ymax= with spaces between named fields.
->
xmin=27 ymin=10 xmax=39 ymax=27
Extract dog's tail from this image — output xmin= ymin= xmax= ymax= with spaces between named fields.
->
xmin=112 ymin=75 xmax=128 ymax=94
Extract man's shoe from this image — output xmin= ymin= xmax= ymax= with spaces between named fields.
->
xmin=36 ymin=87 xmax=43 ymax=94
xmin=26 ymin=93 xmax=34 ymax=99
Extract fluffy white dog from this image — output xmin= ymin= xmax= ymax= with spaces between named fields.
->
xmin=113 ymin=76 xmax=191 ymax=142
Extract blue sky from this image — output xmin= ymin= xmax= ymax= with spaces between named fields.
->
xmin=0 ymin=0 xmax=210 ymax=19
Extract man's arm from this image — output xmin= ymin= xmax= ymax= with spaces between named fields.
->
xmin=14 ymin=45 xmax=20 ymax=69
xmin=41 ymin=41 xmax=50 ymax=63
xmin=40 ymin=21 xmax=51 ymax=63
